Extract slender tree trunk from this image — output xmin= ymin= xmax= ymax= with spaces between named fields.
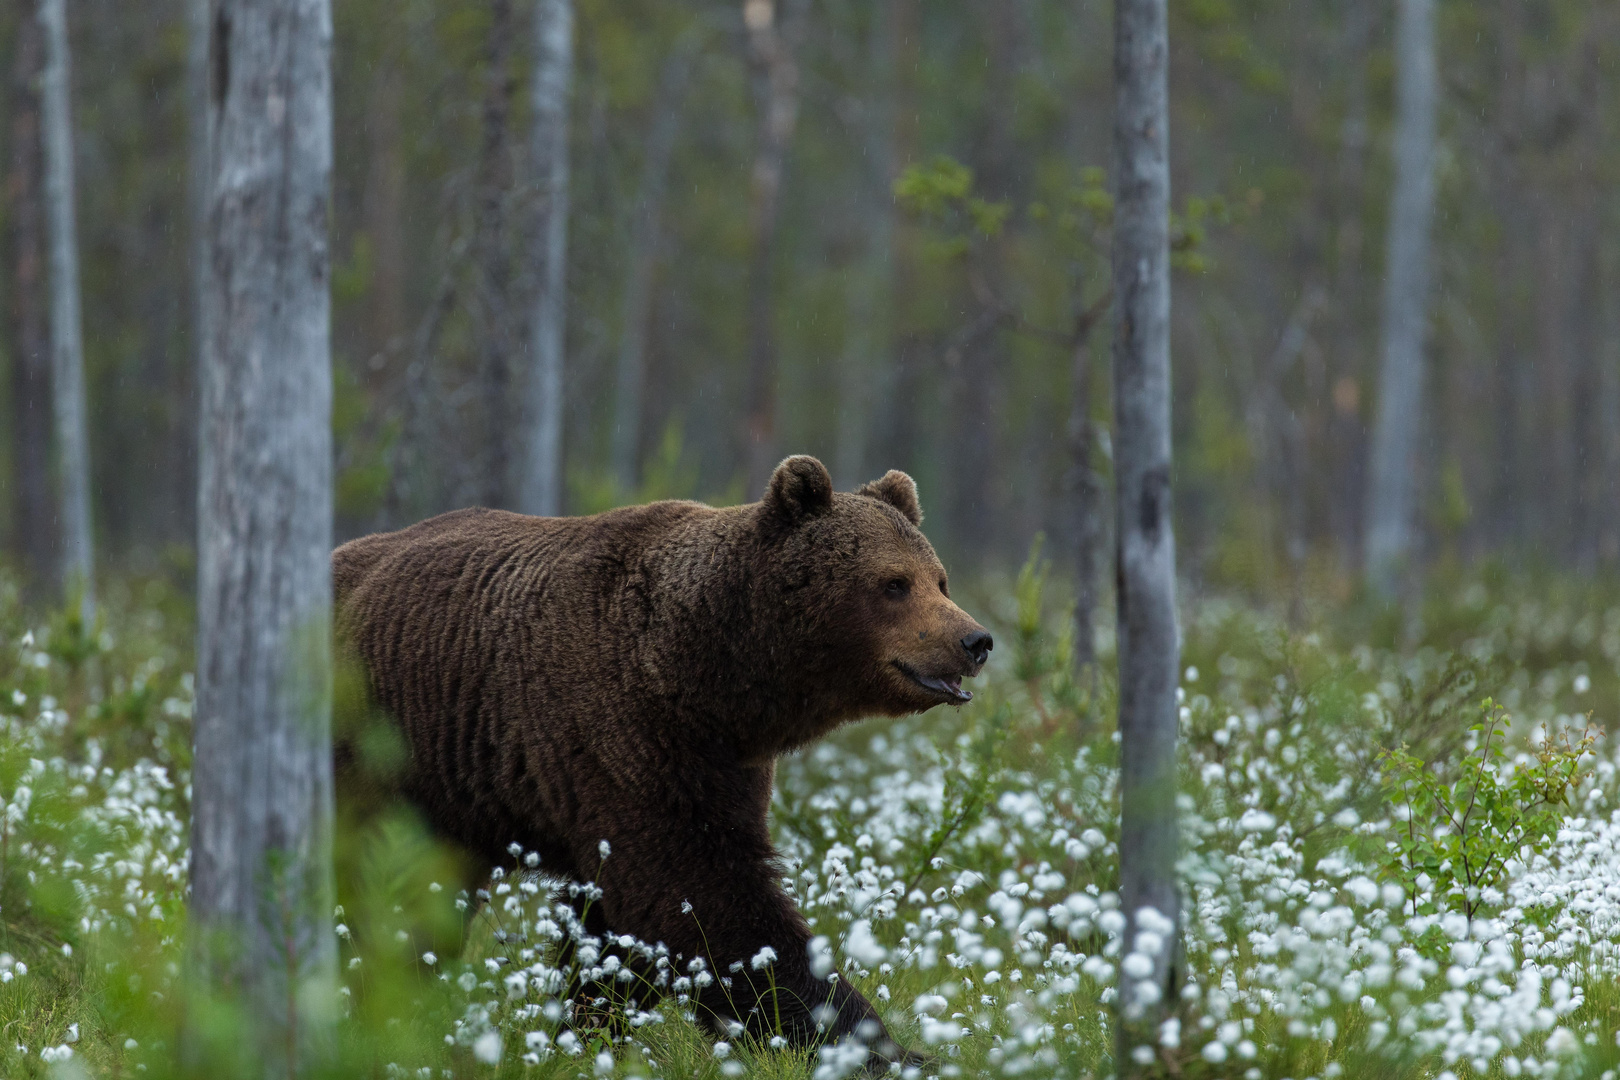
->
xmin=38 ymin=0 xmax=92 ymax=623
xmin=1067 ymin=321 xmax=1102 ymax=673
xmin=1364 ymin=0 xmax=1437 ymax=598
xmin=875 ymin=0 xmax=921 ymax=476
xmin=363 ymin=29 xmax=406 ymax=378
xmin=186 ymin=0 xmax=211 ymax=550
xmin=1327 ymin=0 xmax=1372 ymax=570
xmin=611 ymin=35 xmax=689 ymax=493
xmin=1488 ymin=0 xmax=1525 ymax=553
xmin=1110 ymin=0 xmax=1179 ymax=1068
xmin=741 ymin=0 xmax=807 ymax=496
xmin=8 ymin=1 xmax=53 ymax=597
xmin=191 ymin=0 xmax=336 ymax=1069
xmin=519 ymin=0 xmax=572 ymax=516
xmin=834 ymin=0 xmax=896 ymax=490
xmin=474 ymin=0 xmax=516 ymax=508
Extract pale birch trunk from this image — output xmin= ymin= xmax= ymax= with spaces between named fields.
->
xmin=1111 ymin=0 xmax=1180 ymax=1067
xmin=1364 ymin=0 xmax=1437 ymax=598
xmin=38 ymin=0 xmax=92 ymax=623
xmin=520 ymin=0 xmax=573 ymax=517
xmin=190 ymin=0 xmax=336 ymax=1068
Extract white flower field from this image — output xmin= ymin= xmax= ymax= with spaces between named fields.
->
xmin=4 ymin=570 xmax=1620 ymax=1079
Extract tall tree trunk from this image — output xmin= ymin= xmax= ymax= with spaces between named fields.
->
xmin=1487 ymin=0 xmax=1525 ymax=553
xmin=8 ymin=0 xmax=53 ymax=598
xmin=1067 ymin=314 xmax=1104 ymax=673
xmin=833 ymin=0 xmax=896 ymax=490
xmin=1363 ymin=0 xmax=1437 ymax=598
xmin=475 ymin=0 xmax=516 ymax=508
xmin=611 ymin=35 xmax=690 ymax=493
xmin=191 ymin=0 xmax=336 ymax=1068
xmin=363 ymin=27 xmax=406 ymax=379
xmin=186 ymin=0 xmax=211 ymax=552
xmin=875 ymin=0 xmax=921 ymax=477
xmin=38 ymin=0 xmax=92 ymax=622
xmin=1326 ymin=0 xmax=1372 ymax=570
xmin=518 ymin=0 xmax=572 ymax=516
xmin=1110 ymin=0 xmax=1180 ymax=1068
xmin=741 ymin=0 xmax=806 ymax=496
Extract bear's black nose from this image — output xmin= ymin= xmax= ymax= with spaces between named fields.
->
xmin=961 ymin=630 xmax=993 ymax=666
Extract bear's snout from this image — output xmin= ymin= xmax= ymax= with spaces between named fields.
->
xmin=961 ymin=630 xmax=993 ymax=668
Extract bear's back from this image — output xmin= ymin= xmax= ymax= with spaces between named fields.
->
xmin=333 ymin=501 xmax=733 ymax=863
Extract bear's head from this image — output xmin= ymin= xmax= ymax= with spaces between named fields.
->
xmin=755 ymin=456 xmax=993 ymax=725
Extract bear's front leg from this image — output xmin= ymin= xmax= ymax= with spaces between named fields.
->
xmin=573 ymin=769 xmax=921 ymax=1069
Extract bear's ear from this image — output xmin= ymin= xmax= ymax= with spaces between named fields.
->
xmin=763 ymin=455 xmax=834 ymax=523
xmin=857 ymin=470 xmax=923 ymax=526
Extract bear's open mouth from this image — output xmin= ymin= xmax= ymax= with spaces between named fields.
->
xmin=894 ymin=661 xmax=973 ymax=703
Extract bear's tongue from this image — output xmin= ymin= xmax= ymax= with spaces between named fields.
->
xmin=916 ymin=672 xmax=971 ymax=703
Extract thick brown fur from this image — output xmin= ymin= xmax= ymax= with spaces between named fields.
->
xmin=332 ymin=455 xmax=990 ymax=1064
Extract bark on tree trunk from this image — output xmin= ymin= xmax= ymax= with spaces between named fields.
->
xmin=1067 ymin=327 xmax=1100 ymax=673
xmin=184 ymin=0 xmax=211 ymax=557
xmin=1487 ymin=0 xmax=1525 ymax=553
xmin=611 ymin=34 xmax=689 ymax=493
xmin=1364 ymin=0 xmax=1437 ymax=599
xmin=190 ymin=0 xmax=336 ymax=1069
xmin=7 ymin=1 xmax=53 ymax=598
xmin=741 ymin=0 xmax=807 ymax=497
xmin=363 ymin=26 xmax=406 ymax=380
xmin=519 ymin=0 xmax=572 ymax=516
xmin=1327 ymin=0 xmax=1372 ymax=571
xmin=38 ymin=0 xmax=93 ymax=623
xmin=1110 ymin=0 xmax=1180 ymax=1068
xmin=475 ymin=0 xmax=516 ymax=509
xmin=874 ymin=0 xmax=921 ymax=477
xmin=833 ymin=0 xmax=896 ymax=490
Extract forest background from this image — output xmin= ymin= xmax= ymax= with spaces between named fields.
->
xmin=2 ymin=0 xmax=1616 ymax=611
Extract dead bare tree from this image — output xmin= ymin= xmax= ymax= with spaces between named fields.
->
xmin=519 ymin=0 xmax=574 ymax=516
xmin=1110 ymin=0 xmax=1180 ymax=1069
xmin=39 ymin=0 xmax=93 ymax=622
xmin=1364 ymin=0 xmax=1438 ymax=598
xmin=190 ymin=0 xmax=337 ymax=1068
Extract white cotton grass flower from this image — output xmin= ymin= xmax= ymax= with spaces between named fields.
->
xmin=598 ymin=839 xmax=611 ymax=859
xmin=807 ymin=935 xmax=835 ymax=979
xmin=844 ymin=919 xmax=887 ymax=967
xmin=750 ymin=945 xmax=778 ymax=970
xmin=471 ymin=1030 xmax=502 ymax=1065
xmin=421 ymin=951 xmax=436 ymax=965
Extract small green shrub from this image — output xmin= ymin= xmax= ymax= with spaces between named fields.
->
xmin=1378 ymin=698 xmax=1597 ymax=924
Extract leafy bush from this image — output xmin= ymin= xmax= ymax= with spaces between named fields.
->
xmin=1379 ymin=699 xmax=1597 ymax=924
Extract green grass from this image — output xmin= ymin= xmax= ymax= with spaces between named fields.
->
xmin=7 ymin=563 xmax=1620 ymax=1077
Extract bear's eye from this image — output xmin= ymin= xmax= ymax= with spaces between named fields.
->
xmin=939 ymin=578 xmax=949 ymax=597
xmin=884 ymin=578 xmax=909 ymax=599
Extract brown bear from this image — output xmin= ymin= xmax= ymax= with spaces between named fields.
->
xmin=332 ymin=455 xmax=991 ymax=1068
